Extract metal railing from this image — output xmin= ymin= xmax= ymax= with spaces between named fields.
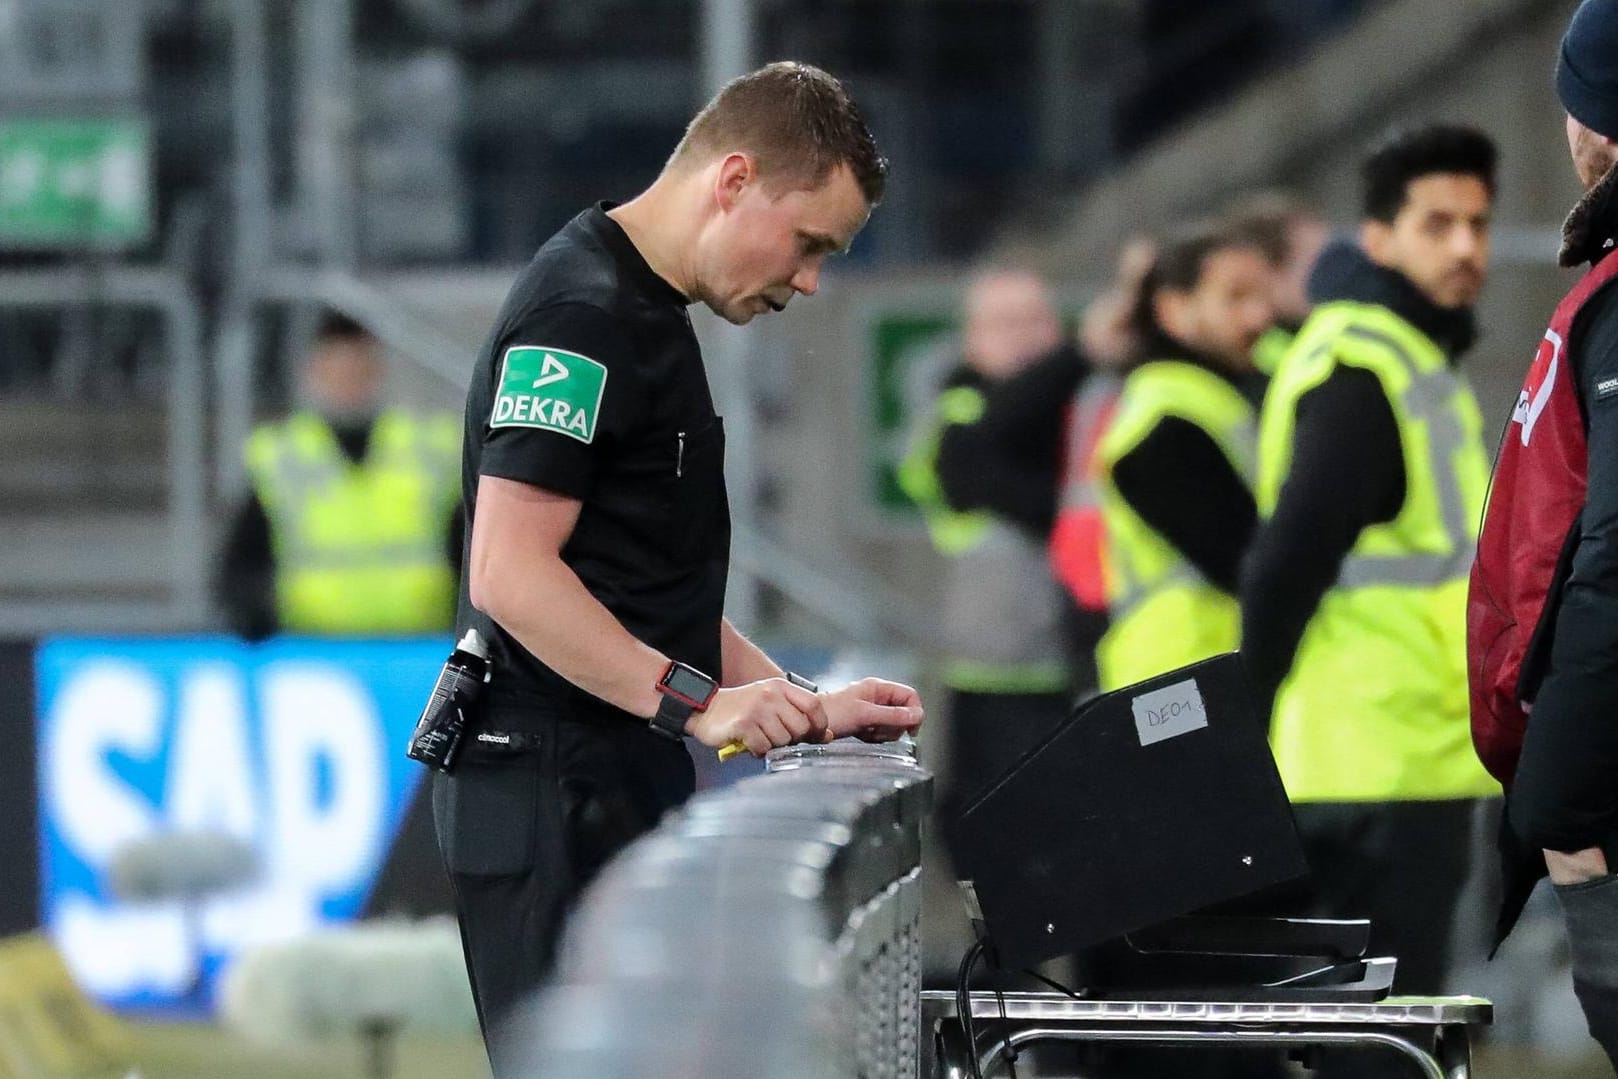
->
xmin=0 ymin=266 xmax=207 ymax=631
xmin=508 ymin=740 xmax=932 ymax=1078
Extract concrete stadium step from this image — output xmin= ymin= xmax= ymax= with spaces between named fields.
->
xmin=0 ymin=512 xmax=175 ymax=592
xmin=0 ymin=400 xmax=169 ymax=513
xmin=0 ymin=399 xmax=189 ymax=634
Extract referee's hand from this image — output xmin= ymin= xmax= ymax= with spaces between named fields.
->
xmin=819 ymin=677 xmax=925 ymax=743
xmin=688 ymin=677 xmax=829 ymax=758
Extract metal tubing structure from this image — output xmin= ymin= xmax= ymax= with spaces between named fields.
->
xmin=697 ymin=0 xmax=764 ymax=628
xmin=0 ymin=267 xmax=208 ymax=627
xmin=218 ymin=0 xmax=275 ymax=496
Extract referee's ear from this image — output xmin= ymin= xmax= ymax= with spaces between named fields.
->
xmin=714 ymin=152 xmax=758 ymax=213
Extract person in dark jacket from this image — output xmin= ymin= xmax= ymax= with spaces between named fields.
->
xmin=1469 ymin=0 xmax=1618 ymax=1064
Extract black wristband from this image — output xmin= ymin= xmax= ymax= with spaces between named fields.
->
xmin=649 ymin=692 xmax=694 ymax=741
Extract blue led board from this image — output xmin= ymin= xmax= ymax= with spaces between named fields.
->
xmin=37 ymin=636 xmax=445 ymax=1012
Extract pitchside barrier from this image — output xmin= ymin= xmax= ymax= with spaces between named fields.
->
xmin=509 ymin=740 xmax=932 ymax=1079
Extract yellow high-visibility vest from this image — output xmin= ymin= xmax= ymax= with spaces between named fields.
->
xmin=245 ymin=410 xmax=461 ymax=634
xmin=898 ymin=385 xmax=991 ymax=556
xmin=1095 ymin=360 xmax=1256 ymax=690
xmin=1251 ymin=323 xmax=1295 ymax=376
xmin=1258 ymin=301 xmax=1498 ymax=802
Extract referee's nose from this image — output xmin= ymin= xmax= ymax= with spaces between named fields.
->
xmin=791 ymin=260 xmax=823 ymax=296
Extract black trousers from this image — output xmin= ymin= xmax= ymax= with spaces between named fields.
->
xmin=432 ymin=691 xmax=693 ymax=1075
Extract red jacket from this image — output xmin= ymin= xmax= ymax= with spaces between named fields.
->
xmin=1469 ymin=248 xmax=1618 ymax=784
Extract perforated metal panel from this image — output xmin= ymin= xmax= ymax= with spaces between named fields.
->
xmin=524 ymin=742 xmax=931 ymax=1078
xmin=836 ymin=866 xmax=924 ymax=1079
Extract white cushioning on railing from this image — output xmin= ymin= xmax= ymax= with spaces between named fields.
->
xmin=509 ymin=740 xmax=932 ymax=1079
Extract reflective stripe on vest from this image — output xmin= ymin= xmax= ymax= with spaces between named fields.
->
xmin=1259 ymin=302 xmax=1497 ymax=802
xmin=1095 ymin=360 xmax=1256 ymax=691
xmin=246 ymin=410 xmax=460 ymax=634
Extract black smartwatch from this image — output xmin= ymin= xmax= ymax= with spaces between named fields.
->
xmin=650 ymin=660 xmax=718 ymax=741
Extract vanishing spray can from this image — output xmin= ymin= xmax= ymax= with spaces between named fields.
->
xmin=406 ymin=628 xmax=489 ymax=773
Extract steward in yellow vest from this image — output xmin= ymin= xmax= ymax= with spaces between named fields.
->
xmin=1093 ymin=223 xmax=1277 ymax=690
xmin=1249 ymin=281 xmax=1495 ymax=804
xmin=900 ymin=376 xmax=1073 ymax=696
xmin=244 ymin=409 xmax=462 ymax=634
xmin=1239 ymin=124 xmax=1500 ymax=999
xmin=215 ymin=312 xmax=463 ymax=637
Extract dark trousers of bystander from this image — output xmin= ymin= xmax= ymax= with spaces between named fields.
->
xmin=1555 ymin=869 xmax=1618 ymax=1068
xmin=431 ymin=690 xmax=694 ymax=1077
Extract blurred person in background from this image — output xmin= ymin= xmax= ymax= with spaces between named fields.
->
xmin=1093 ymin=222 xmax=1275 ymax=690
xmin=214 ymin=310 xmax=462 ymax=638
xmin=1226 ymin=191 xmax=1330 ymax=373
xmin=932 ymin=236 xmax=1156 ymax=699
xmin=1470 ymin=0 xmax=1618 ymax=1065
xmin=439 ymin=62 xmax=923 ymax=1073
xmin=1046 ymin=236 xmax=1155 ymax=683
xmin=897 ymin=266 xmax=1072 ymax=851
xmin=1240 ymin=126 xmax=1499 ymax=1023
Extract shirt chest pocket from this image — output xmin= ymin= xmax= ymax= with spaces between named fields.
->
xmin=662 ymin=417 xmax=728 ymax=565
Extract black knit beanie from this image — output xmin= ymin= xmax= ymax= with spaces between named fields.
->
xmin=1558 ymin=0 xmax=1618 ymax=141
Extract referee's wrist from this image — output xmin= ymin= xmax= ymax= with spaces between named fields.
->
xmin=636 ymin=655 xmax=672 ymax=720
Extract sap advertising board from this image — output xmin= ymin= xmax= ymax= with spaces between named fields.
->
xmin=37 ymin=637 xmax=443 ymax=1010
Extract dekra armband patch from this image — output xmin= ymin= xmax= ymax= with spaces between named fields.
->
xmin=491 ymin=345 xmax=607 ymax=443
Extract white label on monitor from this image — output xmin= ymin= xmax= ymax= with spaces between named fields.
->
xmin=1131 ymin=678 xmax=1208 ymax=746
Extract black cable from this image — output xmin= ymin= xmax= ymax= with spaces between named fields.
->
xmin=956 ymin=935 xmax=1030 ymax=1079
xmin=995 ymin=980 xmax=1019 ymax=1078
xmin=956 ymin=937 xmax=987 ymax=1079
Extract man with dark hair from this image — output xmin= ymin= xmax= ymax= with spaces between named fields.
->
xmin=215 ymin=309 xmax=463 ymax=637
xmin=1470 ymin=0 xmax=1618 ymax=1064
xmin=436 ymin=61 xmax=922 ymax=1073
xmin=1094 ymin=221 xmax=1274 ymax=689
xmin=1240 ymin=125 xmax=1499 ymax=1023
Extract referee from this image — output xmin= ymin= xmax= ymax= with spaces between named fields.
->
xmin=435 ymin=61 xmax=925 ymax=1071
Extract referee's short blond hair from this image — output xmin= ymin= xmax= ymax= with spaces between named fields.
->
xmin=669 ymin=61 xmax=887 ymax=205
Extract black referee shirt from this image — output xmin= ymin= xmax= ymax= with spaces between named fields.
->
xmin=457 ymin=203 xmax=731 ymax=717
